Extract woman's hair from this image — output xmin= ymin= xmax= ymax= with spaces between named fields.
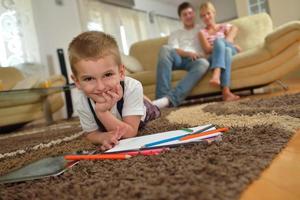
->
xmin=199 ymin=1 xmax=216 ymax=14
xmin=68 ymin=31 xmax=121 ymax=76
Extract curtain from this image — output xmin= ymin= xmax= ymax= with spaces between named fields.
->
xmin=118 ymin=8 xmax=149 ymax=54
xmin=81 ymin=0 xmax=180 ymax=55
xmin=156 ymin=15 xmax=182 ymax=37
xmin=0 ymin=0 xmax=40 ymax=66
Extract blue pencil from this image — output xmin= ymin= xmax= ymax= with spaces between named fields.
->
xmin=143 ymin=124 xmax=215 ymax=148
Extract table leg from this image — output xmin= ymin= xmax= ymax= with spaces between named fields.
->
xmin=42 ymin=96 xmax=54 ymax=125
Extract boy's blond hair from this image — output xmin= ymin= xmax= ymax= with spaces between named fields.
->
xmin=199 ymin=1 xmax=216 ymax=14
xmin=68 ymin=31 xmax=121 ymax=76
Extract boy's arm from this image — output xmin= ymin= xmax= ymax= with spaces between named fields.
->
xmin=85 ymin=128 xmax=124 ymax=150
xmin=85 ymin=130 xmax=108 ymax=145
xmin=96 ymin=111 xmax=141 ymax=138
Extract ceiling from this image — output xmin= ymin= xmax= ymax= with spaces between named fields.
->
xmin=152 ymin=0 xmax=201 ymax=7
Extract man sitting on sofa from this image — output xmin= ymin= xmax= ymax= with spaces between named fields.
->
xmin=152 ymin=2 xmax=209 ymax=108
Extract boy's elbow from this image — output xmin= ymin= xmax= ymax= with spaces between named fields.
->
xmin=121 ymin=124 xmax=138 ymax=138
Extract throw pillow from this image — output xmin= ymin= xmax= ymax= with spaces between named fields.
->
xmin=121 ymin=54 xmax=143 ymax=73
xmin=12 ymin=76 xmax=40 ymax=90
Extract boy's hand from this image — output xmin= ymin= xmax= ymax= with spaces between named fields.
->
xmin=95 ymin=84 xmax=123 ymax=113
xmin=100 ymin=127 xmax=125 ymax=151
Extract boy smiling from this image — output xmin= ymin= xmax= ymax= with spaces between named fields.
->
xmin=69 ymin=31 xmax=160 ymax=150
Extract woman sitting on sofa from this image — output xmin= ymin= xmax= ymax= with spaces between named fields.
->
xmin=198 ymin=2 xmax=240 ymax=101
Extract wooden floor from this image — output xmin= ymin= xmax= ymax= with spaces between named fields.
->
xmin=240 ymin=76 xmax=300 ymax=200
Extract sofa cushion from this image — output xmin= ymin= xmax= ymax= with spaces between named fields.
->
xmin=0 ymin=67 xmax=24 ymax=90
xmin=230 ymin=13 xmax=273 ymax=51
xmin=12 ymin=76 xmax=40 ymax=90
xmin=130 ymin=37 xmax=168 ymax=71
xmin=121 ymin=54 xmax=143 ymax=73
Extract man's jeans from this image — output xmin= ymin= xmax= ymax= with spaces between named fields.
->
xmin=209 ymin=38 xmax=237 ymax=87
xmin=155 ymin=45 xmax=209 ymax=107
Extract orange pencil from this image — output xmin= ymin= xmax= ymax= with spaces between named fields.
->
xmin=179 ymin=127 xmax=229 ymax=141
xmin=64 ymin=154 xmax=131 ymax=160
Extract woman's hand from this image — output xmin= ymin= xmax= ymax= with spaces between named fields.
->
xmin=234 ymin=44 xmax=242 ymax=53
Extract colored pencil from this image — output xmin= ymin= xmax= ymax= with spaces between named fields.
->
xmin=143 ymin=124 xmax=215 ymax=148
xmin=130 ymin=148 xmax=169 ymax=156
xmin=179 ymin=127 xmax=229 ymax=141
xmin=64 ymin=154 xmax=131 ymax=160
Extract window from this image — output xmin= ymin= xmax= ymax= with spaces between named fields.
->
xmin=81 ymin=0 xmax=181 ymax=55
xmin=156 ymin=15 xmax=181 ymax=37
xmin=248 ymin=0 xmax=269 ymax=15
xmin=0 ymin=0 xmax=40 ymax=66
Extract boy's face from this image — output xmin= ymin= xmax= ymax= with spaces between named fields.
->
xmin=72 ymin=55 xmax=125 ymax=103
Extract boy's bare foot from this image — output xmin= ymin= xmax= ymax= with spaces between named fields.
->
xmin=210 ymin=68 xmax=221 ymax=87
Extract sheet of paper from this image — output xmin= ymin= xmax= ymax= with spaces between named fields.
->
xmin=106 ymin=124 xmax=217 ymax=153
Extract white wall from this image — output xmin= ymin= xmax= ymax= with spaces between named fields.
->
xmin=235 ymin=0 xmax=300 ymax=27
xmin=211 ymin=0 xmax=237 ymax=22
xmin=234 ymin=0 xmax=248 ymax=18
xmin=32 ymin=0 xmax=83 ymax=118
xmin=194 ymin=0 xmax=237 ymax=23
xmin=134 ymin=0 xmax=178 ymax=19
xmin=268 ymin=0 xmax=300 ymax=27
xmin=32 ymin=0 xmax=82 ymax=77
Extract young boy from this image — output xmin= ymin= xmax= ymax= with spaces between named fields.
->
xmin=68 ymin=31 xmax=160 ymax=151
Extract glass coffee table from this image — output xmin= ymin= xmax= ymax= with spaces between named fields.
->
xmin=0 ymin=84 xmax=75 ymax=125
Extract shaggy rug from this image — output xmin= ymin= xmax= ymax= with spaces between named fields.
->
xmin=0 ymin=93 xmax=300 ymax=200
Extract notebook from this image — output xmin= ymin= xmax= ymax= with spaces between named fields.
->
xmin=105 ymin=124 xmax=221 ymax=153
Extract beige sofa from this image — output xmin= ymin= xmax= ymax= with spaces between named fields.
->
xmin=125 ymin=13 xmax=300 ymax=100
xmin=0 ymin=66 xmax=66 ymax=131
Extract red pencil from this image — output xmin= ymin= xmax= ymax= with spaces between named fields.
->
xmin=119 ymin=148 xmax=169 ymax=156
xmin=179 ymin=127 xmax=229 ymax=141
xmin=64 ymin=154 xmax=131 ymax=160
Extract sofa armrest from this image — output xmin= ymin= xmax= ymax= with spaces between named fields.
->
xmin=265 ymin=21 xmax=300 ymax=56
xmin=37 ymin=75 xmax=66 ymax=88
xmin=232 ymin=46 xmax=271 ymax=69
xmin=0 ymin=67 xmax=24 ymax=90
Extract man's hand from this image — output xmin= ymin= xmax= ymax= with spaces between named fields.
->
xmin=186 ymin=52 xmax=200 ymax=61
xmin=186 ymin=52 xmax=206 ymax=60
xmin=95 ymin=84 xmax=123 ymax=113
xmin=99 ymin=127 xmax=126 ymax=151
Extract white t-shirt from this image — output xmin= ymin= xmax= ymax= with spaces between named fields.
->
xmin=168 ymin=25 xmax=203 ymax=54
xmin=75 ymin=76 xmax=146 ymax=133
